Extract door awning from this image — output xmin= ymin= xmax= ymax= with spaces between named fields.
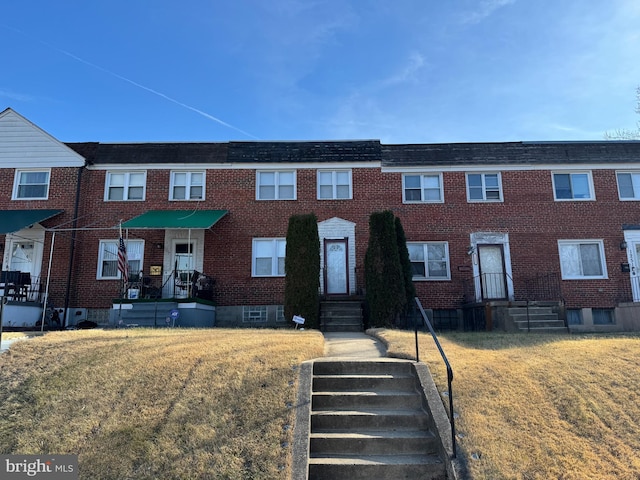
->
xmin=0 ymin=209 xmax=63 ymax=234
xmin=121 ymin=210 xmax=228 ymax=229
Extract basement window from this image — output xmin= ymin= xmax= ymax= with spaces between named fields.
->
xmin=566 ymin=309 xmax=583 ymax=325
xmin=243 ymin=306 xmax=267 ymax=323
xmin=592 ymin=308 xmax=614 ymax=325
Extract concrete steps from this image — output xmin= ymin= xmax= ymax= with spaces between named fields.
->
xmin=113 ymin=301 xmax=179 ymax=327
xmin=308 ymin=360 xmax=446 ymax=480
xmin=320 ymin=300 xmax=363 ymax=332
xmin=507 ymin=305 xmax=567 ymax=333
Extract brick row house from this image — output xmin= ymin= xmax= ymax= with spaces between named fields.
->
xmin=2 ymin=107 xmax=640 ymax=332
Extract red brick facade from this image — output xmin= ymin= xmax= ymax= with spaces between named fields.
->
xmin=2 ymin=109 xmax=640 ymax=328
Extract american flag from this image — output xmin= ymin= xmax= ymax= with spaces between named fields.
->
xmin=118 ymin=236 xmax=129 ymax=284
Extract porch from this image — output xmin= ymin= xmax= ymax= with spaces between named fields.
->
xmin=461 ymin=272 xmax=567 ymax=333
xmin=113 ymin=268 xmax=216 ymax=327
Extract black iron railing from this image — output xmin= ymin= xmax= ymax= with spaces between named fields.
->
xmin=0 ymin=272 xmax=45 ymax=303
xmin=124 ymin=269 xmax=215 ymax=300
xmin=520 ymin=272 xmax=562 ymax=302
xmin=414 ymin=297 xmax=456 ymax=459
xmin=462 ymin=271 xmax=563 ymax=304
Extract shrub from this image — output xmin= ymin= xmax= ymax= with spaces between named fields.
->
xmin=395 ymin=216 xmax=416 ymax=324
xmin=364 ymin=211 xmax=406 ymax=327
xmin=284 ymin=213 xmax=320 ymax=329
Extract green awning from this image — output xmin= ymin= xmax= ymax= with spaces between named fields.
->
xmin=121 ymin=210 xmax=228 ymax=229
xmin=0 ymin=209 xmax=63 ymax=234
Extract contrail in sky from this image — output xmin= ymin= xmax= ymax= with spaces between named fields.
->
xmin=2 ymin=24 xmax=259 ymax=140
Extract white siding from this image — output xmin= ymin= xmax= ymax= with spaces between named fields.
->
xmin=0 ymin=108 xmax=85 ymax=168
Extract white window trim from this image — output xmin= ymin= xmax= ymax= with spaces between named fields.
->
xmin=557 ymin=239 xmax=607 ymax=280
xmin=402 ymin=173 xmax=444 ymax=204
xmin=97 ymin=239 xmax=145 ymax=280
xmin=242 ymin=306 xmax=268 ymax=323
xmin=104 ymin=171 xmax=147 ymax=201
xmin=616 ymin=171 xmax=640 ymax=201
xmin=551 ymin=171 xmax=595 ymax=201
xmin=317 ymin=169 xmax=353 ymax=200
xmin=252 ymin=238 xmax=286 ymax=277
xmin=169 ymin=170 xmax=206 ymax=201
xmin=256 ymin=170 xmax=297 ymax=200
xmin=465 ymin=172 xmax=503 ymax=202
xmin=407 ymin=241 xmax=451 ymax=281
xmin=12 ymin=168 xmax=51 ymax=200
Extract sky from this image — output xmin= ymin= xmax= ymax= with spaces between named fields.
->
xmin=2 ymin=0 xmax=640 ymax=144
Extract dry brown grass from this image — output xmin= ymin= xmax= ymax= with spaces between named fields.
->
xmin=0 ymin=328 xmax=324 ymax=480
xmin=371 ymin=329 xmax=640 ymax=480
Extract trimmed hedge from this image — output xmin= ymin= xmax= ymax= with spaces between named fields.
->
xmin=395 ymin=216 xmax=416 ymax=308
xmin=364 ymin=211 xmax=406 ymax=327
xmin=284 ymin=213 xmax=320 ymax=329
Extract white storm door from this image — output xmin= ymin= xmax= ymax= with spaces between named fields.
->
xmin=325 ymin=239 xmax=348 ymax=295
xmin=628 ymin=240 xmax=640 ymax=302
xmin=478 ymin=244 xmax=507 ymax=300
xmin=8 ymin=241 xmax=36 ymax=274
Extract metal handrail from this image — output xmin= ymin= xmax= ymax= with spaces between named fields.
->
xmin=414 ymin=297 xmax=456 ymax=459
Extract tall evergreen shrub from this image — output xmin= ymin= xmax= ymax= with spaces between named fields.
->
xmin=364 ymin=210 xmax=406 ymax=327
xmin=284 ymin=213 xmax=320 ymax=329
xmin=395 ymin=216 xmax=416 ymax=305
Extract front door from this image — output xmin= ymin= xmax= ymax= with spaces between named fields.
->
xmin=8 ymin=241 xmax=36 ymax=274
xmin=478 ymin=244 xmax=507 ymax=300
xmin=325 ymin=239 xmax=348 ymax=295
xmin=175 ymin=241 xmax=195 ymax=295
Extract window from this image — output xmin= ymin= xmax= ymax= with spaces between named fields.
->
xmin=616 ymin=172 xmax=640 ymax=200
xmin=318 ymin=170 xmax=352 ymax=199
xmin=592 ymin=308 xmax=614 ymax=325
xmin=170 ymin=171 xmax=204 ymax=200
xmin=466 ymin=173 xmax=502 ymax=202
xmin=105 ymin=171 xmax=146 ymax=201
xmin=407 ymin=242 xmax=450 ymax=280
xmin=256 ymin=171 xmax=296 ymax=200
xmin=432 ymin=309 xmax=459 ymax=330
xmin=252 ymin=239 xmax=286 ymax=276
xmin=567 ymin=309 xmax=583 ymax=325
xmin=403 ymin=174 xmax=443 ymax=203
xmin=552 ymin=172 xmax=594 ymax=200
xmin=97 ymin=239 xmax=144 ymax=279
xmin=13 ymin=169 xmax=50 ymax=199
xmin=243 ymin=306 xmax=268 ymax=323
xmin=558 ymin=240 xmax=607 ymax=279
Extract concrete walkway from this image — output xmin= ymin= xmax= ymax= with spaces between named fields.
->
xmin=322 ymin=331 xmax=387 ymax=358
xmin=0 ymin=337 xmax=28 ymax=353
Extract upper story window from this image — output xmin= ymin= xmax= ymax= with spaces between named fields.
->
xmin=105 ymin=171 xmax=146 ymax=201
xmin=13 ymin=169 xmax=50 ymax=200
xmin=616 ymin=172 xmax=640 ymax=200
xmin=256 ymin=171 xmax=296 ymax=200
xmin=552 ymin=172 xmax=594 ymax=201
xmin=252 ymin=238 xmax=286 ymax=277
xmin=407 ymin=242 xmax=451 ymax=280
xmin=97 ymin=239 xmax=144 ymax=280
xmin=318 ymin=170 xmax=352 ymax=200
xmin=466 ymin=173 xmax=502 ymax=202
xmin=170 ymin=171 xmax=205 ymax=200
xmin=403 ymin=174 xmax=443 ymax=203
xmin=558 ymin=240 xmax=607 ymax=280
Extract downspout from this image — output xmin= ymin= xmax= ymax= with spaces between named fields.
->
xmin=62 ymin=166 xmax=84 ymax=328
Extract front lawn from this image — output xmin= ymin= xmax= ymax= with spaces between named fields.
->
xmin=371 ymin=329 xmax=640 ymax=480
xmin=0 ymin=328 xmax=324 ymax=479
